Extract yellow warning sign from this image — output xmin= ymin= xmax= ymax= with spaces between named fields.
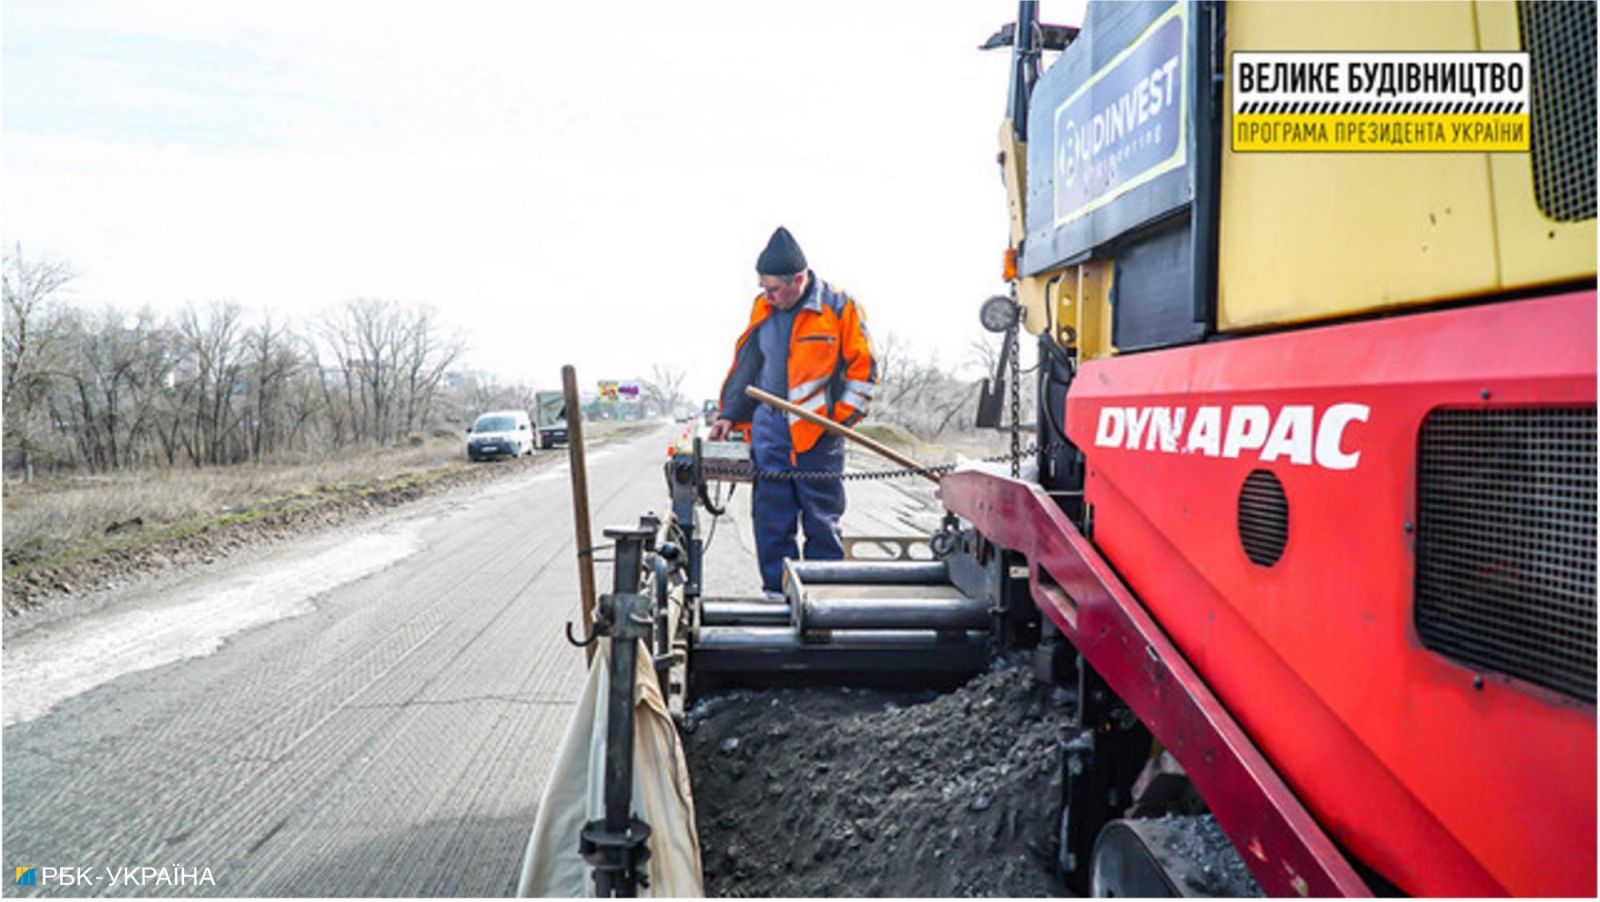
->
xmin=1234 ymin=114 xmax=1528 ymax=152
xmin=1231 ymin=53 xmax=1531 ymax=153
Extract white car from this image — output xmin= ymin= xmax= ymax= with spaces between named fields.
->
xmin=466 ymin=409 xmax=535 ymax=460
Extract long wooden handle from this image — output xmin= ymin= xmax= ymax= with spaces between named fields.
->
xmin=744 ymin=385 xmax=940 ymax=484
xmin=563 ymin=365 xmax=598 ymax=665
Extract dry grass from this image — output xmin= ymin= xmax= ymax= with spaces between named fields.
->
xmin=1 ymin=421 xmax=644 ymax=570
xmin=2 ymin=436 xmax=465 ymax=562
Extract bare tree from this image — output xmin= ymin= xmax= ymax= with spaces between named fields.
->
xmin=0 ymin=273 xmax=534 ymax=471
xmin=279 ymin=342 xmax=327 ymax=454
xmin=243 ymin=312 xmax=302 ymax=463
xmin=879 ymin=342 xmax=944 ymax=407
xmin=873 ymin=331 xmax=992 ymax=440
xmin=313 ymin=359 xmax=352 ymax=450
xmin=967 ymin=337 xmax=1000 ymax=375
xmin=177 ymin=301 xmax=247 ymax=466
xmin=465 ymin=372 xmax=501 ymax=413
xmin=320 ymin=298 xmax=410 ymax=445
xmin=3 ymin=244 xmax=75 ymax=479
xmin=55 ymin=306 xmax=160 ymax=471
xmin=875 ymin=332 xmax=906 ymax=391
xmin=397 ymin=306 xmax=464 ymax=438
xmin=120 ymin=309 xmax=178 ymax=468
xmin=642 ymin=364 xmax=688 ymax=415
xmin=441 ymin=370 xmax=531 ymax=424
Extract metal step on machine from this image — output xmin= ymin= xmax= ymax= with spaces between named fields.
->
xmin=693 ymin=557 xmax=992 ymax=683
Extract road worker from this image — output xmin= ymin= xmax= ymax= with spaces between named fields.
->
xmin=708 ymin=227 xmax=879 ymax=599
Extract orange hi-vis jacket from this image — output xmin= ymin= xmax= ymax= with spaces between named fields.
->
xmin=718 ymin=277 xmax=878 ymax=456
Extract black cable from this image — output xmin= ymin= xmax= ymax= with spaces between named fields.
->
xmin=700 ymin=482 xmax=733 ymax=554
xmin=1037 ymin=336 xmax=1075 ymax=447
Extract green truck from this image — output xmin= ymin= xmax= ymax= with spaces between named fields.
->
xmin=534 ymin=391 xmax=568 ymax=450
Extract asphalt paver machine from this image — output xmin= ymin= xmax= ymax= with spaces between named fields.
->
xmin=532 ymin=2 xmax=1596 ymax=895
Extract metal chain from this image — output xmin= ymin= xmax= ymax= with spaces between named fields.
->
xmin=1007 ymin=291 xmax=1022 ymax=479
xmin=743 ymin=440 xmax=1071 ymax=482
xmin=737 ymin=296 xmax=1035 ymax=486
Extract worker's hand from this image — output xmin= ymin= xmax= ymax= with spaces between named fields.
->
xmin=708 ymin=418 xmax=734 ymax=441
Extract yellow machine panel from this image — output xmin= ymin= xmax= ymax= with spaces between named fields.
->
xmin=1477 ymin=0 xmax=1597 ymax=290
xmin=1217 ymin=1 xmax=1595 ymax=332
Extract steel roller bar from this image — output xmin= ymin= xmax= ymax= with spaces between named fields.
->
xmin=785 ymin=559 xmax=950 ymax=585
xmin=700 ymin=600 xmax=792 ymax=627
xmin=692 ymin=627 xmax=989 ymax=675
xmin=798 ymin=596 xmax=990 ymax=632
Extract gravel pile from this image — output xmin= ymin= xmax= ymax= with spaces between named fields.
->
xmin=1145 ymin=813 xmax=1261 ymax=896
xmin=683 ymin=664 xmax=1070 ymax=897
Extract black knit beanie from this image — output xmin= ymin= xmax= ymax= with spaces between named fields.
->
xmin=756 ymin=226 xmax=807 ymax=276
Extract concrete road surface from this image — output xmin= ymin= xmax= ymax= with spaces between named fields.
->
xmin=2 ymin=422 xmax=946 ymax=896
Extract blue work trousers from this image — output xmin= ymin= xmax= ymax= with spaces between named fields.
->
xmin=751 ymin=425 xmax=845 ymax=594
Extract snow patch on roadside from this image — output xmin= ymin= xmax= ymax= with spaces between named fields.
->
xmin=3 ymin=529 xmax=423 ymax=727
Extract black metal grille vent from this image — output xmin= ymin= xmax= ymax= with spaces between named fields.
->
xmin=1415 ymin=408 xmax=1597 ymax=702
xmin=1520 ymin=1 xmax=1597 ymax=222
xmin=1238 ymin=470 xmax=1288 ymax=567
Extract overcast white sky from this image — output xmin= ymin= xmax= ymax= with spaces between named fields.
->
xmin=3 ymin=1 xmax=1081 ymax=401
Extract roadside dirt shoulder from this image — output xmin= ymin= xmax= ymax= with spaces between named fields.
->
xmin=2 ymin=458 xmax=534 ymax=619
xmin=2 ymin=425 xmax=655 ymax=620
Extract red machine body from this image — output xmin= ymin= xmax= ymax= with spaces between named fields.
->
xmin=940 ymin=468 xmax=1371 ymax=898
xmin=947 ymin=290 xmax=1596 ymax=897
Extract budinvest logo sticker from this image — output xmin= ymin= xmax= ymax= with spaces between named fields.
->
xmin=1053 ymin=3 xmax=1187 ymax=227
xmin=1092 ymin=403 xmax=1370 ymax=471
xmin=1231 ymin=52 xmax=1529 ymax=152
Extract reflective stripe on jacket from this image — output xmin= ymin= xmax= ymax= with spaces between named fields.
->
xmin=718 ymin=276 xmax=878 ymax=456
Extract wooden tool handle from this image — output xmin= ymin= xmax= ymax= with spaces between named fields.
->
xmin=744 ymin=385 xmax=939 ymax=484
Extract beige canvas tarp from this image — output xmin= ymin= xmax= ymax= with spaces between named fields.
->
xmin=516 ymin=639 xmax=703 ymax=897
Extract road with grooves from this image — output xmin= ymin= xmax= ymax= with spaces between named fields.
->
xmin=2 ymin=422 xmax=944 ymax=896
xmin=2 ymin=425 xmax=687 ymax=896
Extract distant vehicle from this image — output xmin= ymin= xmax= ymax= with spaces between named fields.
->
xmin=466 ymin=409 xmax=533 ymax=461
xmin=701 ymin=399 xmax=718 ymax=427
xmin=535 ymin=391 xmax=568 ymax=450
